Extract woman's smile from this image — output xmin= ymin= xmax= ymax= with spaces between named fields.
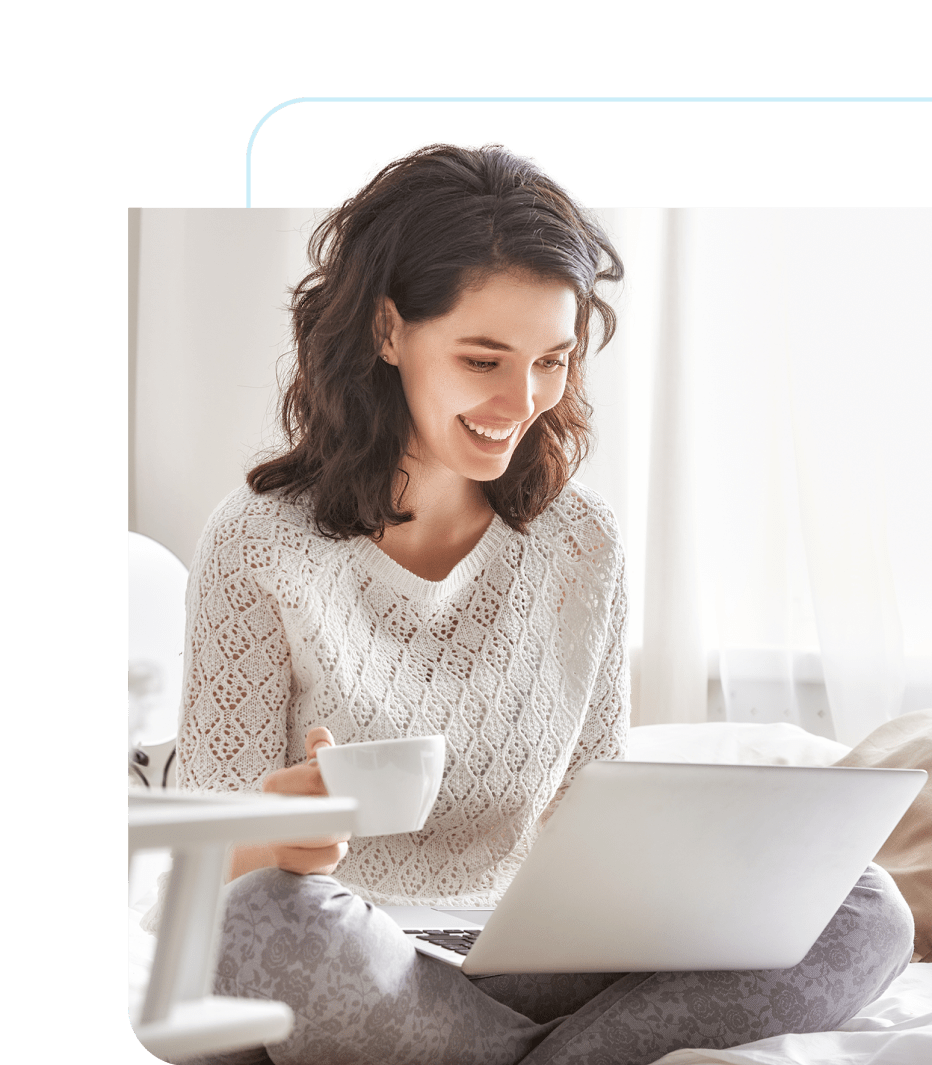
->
xmin=458 ymin=416 xmax=520 ymax=444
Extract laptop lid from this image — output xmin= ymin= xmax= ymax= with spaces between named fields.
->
xmin=455 ymin=760 xmax=925 ymax=974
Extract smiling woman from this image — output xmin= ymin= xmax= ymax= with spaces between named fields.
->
xmin=164 ymin=145 xmax=915 ymax=1065
xmin=246 ymin=143 xmax=621 ymax=541
xmin=374 ymin=272 xmax=578 ymax=579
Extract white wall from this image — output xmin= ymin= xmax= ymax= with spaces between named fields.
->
xmin=130 ymin=208 xmax=326 ymax=566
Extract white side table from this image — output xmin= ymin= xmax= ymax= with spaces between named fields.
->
xmin=129 ymin=790 xmax=357 ymax=1060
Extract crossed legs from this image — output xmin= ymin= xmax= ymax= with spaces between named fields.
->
xmin=176 ymin=862 xmax=913 ymax=1065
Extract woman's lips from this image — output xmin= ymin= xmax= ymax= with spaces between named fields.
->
xmin=459 ymin=416 xmax=517 ymax=451
xmin=459 ymin=416 xmax=518 ymax=441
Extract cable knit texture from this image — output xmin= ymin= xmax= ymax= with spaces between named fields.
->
xmin=174 ymin=480 xmax=629 ymax=909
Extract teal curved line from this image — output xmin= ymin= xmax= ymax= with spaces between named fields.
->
xmin=246 ymin=97 xmax=316 ymax=207
xmin=246 ymin=96 xmax=932 ymax=206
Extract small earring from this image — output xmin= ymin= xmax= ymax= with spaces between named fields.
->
xmin=380 ymin=354 xmax=390 ymax=363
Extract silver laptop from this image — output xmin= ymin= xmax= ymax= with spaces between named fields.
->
xmin=380 ymin=760 xmax=925 ymax=974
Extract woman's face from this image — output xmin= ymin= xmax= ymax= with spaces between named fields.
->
xmin=381 ymin=271 xmax=577 ymax=489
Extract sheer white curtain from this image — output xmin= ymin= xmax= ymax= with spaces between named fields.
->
xmin=583 ymin=208 xmax=932 ymax=746
xmin=132 ymin=207 xmax=932 ymax=748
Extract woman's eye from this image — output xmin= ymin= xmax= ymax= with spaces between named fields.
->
xmin=463 ymin=356 xmax=567 ymax=373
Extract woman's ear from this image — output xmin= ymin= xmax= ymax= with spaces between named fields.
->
xmin=376 ymin=296 xmax=402 ymax=366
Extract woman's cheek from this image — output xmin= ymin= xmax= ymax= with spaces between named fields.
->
xmin=541 ymin=374 xmax=568 ymax=414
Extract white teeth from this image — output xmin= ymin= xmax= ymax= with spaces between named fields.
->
xmin=461 ymin=417 xmax=517 ymax=441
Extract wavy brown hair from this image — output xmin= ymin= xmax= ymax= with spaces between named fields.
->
xmin=248 ymin=144 xmax=623 ymax=537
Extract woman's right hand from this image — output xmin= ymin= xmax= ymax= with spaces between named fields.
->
xmin=260 ymin=726 xmax=352 ymax=875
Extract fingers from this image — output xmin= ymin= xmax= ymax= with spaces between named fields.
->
xmin=305 ymin=726 xmax=336 ymax=762
xmin=261 ymin=726 xmax=339 ymax=799
xmin=273 ymin=839 xmax=349 ymax=877
xmin=262 ymin=761 xmax=327 ymax=797
xmin=253 ymin=726 xmax=349 ymax=878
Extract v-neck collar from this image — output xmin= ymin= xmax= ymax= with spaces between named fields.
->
xmin=356 ymin=515 xmax=511 ymax=601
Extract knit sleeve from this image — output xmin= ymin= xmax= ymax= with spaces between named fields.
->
xmin=174 ymin=514 xmax=292 ymax=794
xmin=541 ymin=541 xmax=630 ymax=824
xmin=581 ymin=546 xmax=630 ymax=762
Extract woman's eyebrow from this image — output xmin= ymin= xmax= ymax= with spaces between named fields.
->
xmin=455 ymin=335 xmax=577 ymax=353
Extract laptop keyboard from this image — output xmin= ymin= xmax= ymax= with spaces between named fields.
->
xmin=403 ymin=928 xmax=481 ymax=956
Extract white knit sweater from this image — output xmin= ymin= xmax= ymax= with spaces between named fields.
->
xmin=175 ymin=480 xmax=629 ymax=908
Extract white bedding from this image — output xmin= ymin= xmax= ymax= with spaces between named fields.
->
xmin=130 ymin=722 xmax=932 ymax=1062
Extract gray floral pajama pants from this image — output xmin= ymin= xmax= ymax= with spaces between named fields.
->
xmin=176 ymin=862 xmax=913 ymax=1065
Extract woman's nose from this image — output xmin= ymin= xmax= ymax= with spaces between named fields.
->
xmin=498 ymin=368 xmax=536 ymax=423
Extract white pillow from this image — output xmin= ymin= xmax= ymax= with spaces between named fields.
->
xmin=627 ymin=722 xmax=851 ymax=767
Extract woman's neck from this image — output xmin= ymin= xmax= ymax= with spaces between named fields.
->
xmin=373 ymin=467 xmax=495 ymax=582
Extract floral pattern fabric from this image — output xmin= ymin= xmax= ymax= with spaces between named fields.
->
xmin=173 ymin=862 xmax=913 ymax=1065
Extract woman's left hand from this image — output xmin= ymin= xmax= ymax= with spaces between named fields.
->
xmin=259 ymin=727 xmax=352 ymax=876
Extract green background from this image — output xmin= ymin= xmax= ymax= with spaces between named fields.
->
xmin=3 ymin=2 xmax=928 ymax=1056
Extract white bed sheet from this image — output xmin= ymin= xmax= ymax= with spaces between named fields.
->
xmin=130 ymin=722 xmax=932 ymax=1062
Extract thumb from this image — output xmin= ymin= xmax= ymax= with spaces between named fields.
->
xmin=305 ymin=726 xmax=336 ymax=762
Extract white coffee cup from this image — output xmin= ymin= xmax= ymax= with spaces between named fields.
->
xmin=316 ymin=735 xmax=446 ymax=837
